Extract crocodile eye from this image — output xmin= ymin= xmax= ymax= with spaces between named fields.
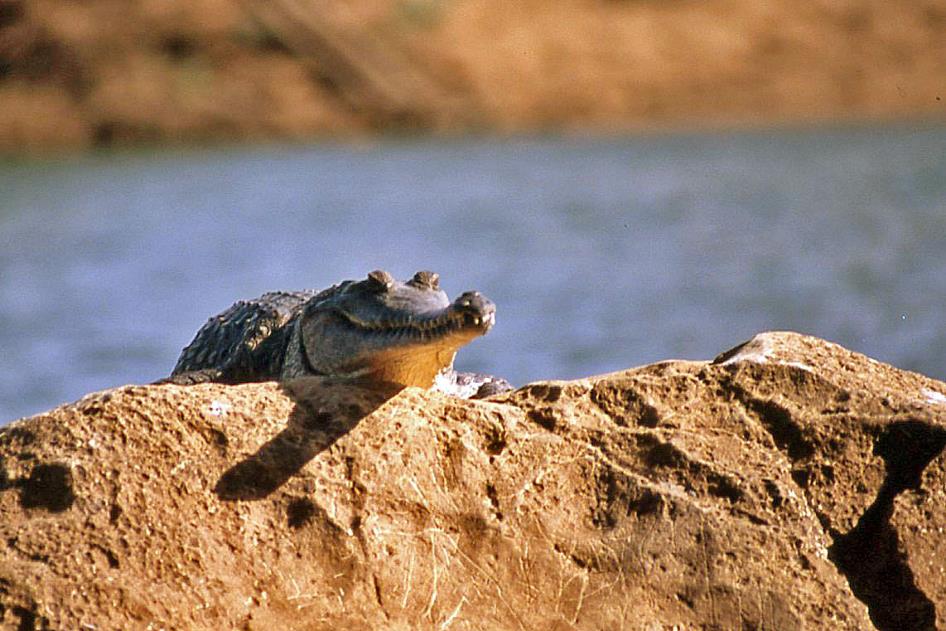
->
xmin=410 ymin=270 xmax=440 ymax=290
xmin=366 ymin=269 xmax=395 ymax=292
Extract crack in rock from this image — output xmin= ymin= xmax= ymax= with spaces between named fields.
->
xmin=828 ymin=420 xmax=946 ymax=631
xmin=721 ymin=372 xmax=946 ymax=629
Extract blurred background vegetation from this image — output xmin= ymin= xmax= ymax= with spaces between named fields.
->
xmin=1 ymin=0 xmax=944 ymax=153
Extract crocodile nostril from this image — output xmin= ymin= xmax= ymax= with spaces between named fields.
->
xmin=454 ymin=292 xmax=495 ymax=317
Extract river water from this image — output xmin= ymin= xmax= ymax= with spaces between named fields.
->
xmin=2 ymin=122 xmax=945 ymax=422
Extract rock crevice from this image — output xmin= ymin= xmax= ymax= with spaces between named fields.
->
xmin=829 ymin=420 xmax=946 ymax=631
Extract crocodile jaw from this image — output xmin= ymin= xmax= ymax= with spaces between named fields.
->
xmin=344 ymin=347 xmax=460 ymax=388
xmin=299 ymin=293 xmax=495 ymax=388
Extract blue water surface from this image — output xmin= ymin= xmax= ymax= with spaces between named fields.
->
xmin=1 ymin=122 xmax=945 ymax=422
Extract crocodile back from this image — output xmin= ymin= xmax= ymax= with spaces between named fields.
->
xmin=171 ymin=290 xmax=318 ymax=382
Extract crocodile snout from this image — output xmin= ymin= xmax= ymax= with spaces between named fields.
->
xmin=452 ymin=291 xmax=496 ymax=330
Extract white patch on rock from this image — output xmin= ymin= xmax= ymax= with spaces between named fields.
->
xmin=783 ymin=361 xmax=815 ymax=373
xmin=720 ymin=335 xmax=773 ymax=366
xmin=720 ymin=334 xmax=818 ymax=374
xmin=208 ymin=400 xmax=230 ymax=417
xmin=922 ymin=388 xmax=946 ymax=406
xmin=434 ymin=371 xmax=479 ymax=399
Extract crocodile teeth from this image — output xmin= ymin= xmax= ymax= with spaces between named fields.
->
xmin=342 ymin=309 xmax=483 ymax=337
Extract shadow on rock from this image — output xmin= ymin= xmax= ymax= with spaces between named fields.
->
xmin=214 ymin=377 xmax=402 ymax=501
xmin=829 ymin=419 xmax=946 ymax=631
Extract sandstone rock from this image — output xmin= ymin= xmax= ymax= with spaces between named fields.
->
xmin=1 ymin=331 xmax=944 ymax=630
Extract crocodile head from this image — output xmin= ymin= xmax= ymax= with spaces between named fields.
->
xmin=299 ymin=269 xmax=496 ymax=387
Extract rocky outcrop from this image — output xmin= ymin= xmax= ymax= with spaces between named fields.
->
xmin=2 ymin=331 xmax=945 ymax=629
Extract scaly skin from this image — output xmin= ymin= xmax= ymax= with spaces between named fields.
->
xmin=165 ymin=270 xmax=512 ymax=399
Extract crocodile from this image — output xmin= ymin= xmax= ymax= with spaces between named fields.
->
xmin=164 ymin=269 xmax=512 ymax=398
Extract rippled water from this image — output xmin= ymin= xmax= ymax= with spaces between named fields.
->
xmin=2 ymin=122 xmax=945 ymax=422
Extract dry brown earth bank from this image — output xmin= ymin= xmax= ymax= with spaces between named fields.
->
xmin=1 ymin=0 xmax=945 ymax=152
